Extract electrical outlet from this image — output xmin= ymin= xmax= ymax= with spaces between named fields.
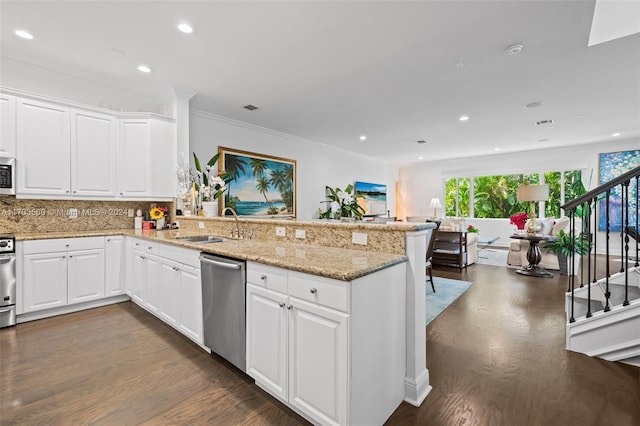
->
xmin=352 ymin=232 xmax=368 ymax=245
xmin=199 ymin=221 xmax=205 ymax=229
xmin=68 ymin=208 xmax=78 ymax=219
xmin=128 ymin=209 xmax=134 ymax=217
xmin=295 ymin=229 xmax=306 ymax=239
xmin=275 ymin=227 xmax=286 ymax=237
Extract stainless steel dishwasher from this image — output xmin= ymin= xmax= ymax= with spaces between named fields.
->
xmin=200 ymin=253 xmax=247 ymax=372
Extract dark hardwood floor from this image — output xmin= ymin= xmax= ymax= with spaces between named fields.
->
xmin=2 ymin=263 xmax=639 ymax=425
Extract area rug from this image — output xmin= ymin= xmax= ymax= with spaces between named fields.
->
xmin=426 ymin=277 xmax=473 ymax=325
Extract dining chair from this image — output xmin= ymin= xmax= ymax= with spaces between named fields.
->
xmin=426 ymin=222 xmax=440 ymax=292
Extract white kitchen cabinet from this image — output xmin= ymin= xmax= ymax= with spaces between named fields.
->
xmin=71 ymin=110 xmax=117 ymax=196
xmin=118 ymin=117 xmax=175 ymax=199
xmin=288 ymin=297 xmax=348 ymax=425
xmin=130 ymin=249 xmax=147 ymax=305
xmin=22 ymin=237 xmax=106 ymax=313
xmin=105 ymin=236 xmax=125 ymax=296
xmin=22 ymin=252 xmax=68 ymax=312
xmin=177 ymin=264 xmax=203 ymax=343
xmin=246 ymin=283 xmax=288 ymax=402
xmin=246 ymin=261 xmax=406 ymax=426
xmin=17 ymin=98 xmax=70 ymax=196
xmin=144 ymin=254 xmax=160 ymax=314
xmin=0 ymin=93 xmax=16 ymax=156
xmin=67 ymin=248 xmax=105 ymax=304
xmin=158 ymin=260 xmax=180 ymax=327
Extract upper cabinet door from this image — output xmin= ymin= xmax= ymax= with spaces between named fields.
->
xmin=71 ymin=110 xmax=117 ymax=197
xmin=17 ymin=98 xmax=70 ymax=195
xmin=118 ymin=119 xmax=150 ymax=197
xmin=0 ymin=94 xmax=16 ymax=156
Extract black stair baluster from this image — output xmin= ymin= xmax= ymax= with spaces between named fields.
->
xmin=635 ymin=175 xmax=639 ymax=268
xmin=592 ymin=196 xmax=598 ymax=283
xmin=604 ymin=189 xmax=611 ymax=312
xmin=623 ymin=180 xmax=630 ymax=307
xmin=586 ymin=200 xmax=592 ymax=318
xmin=569 ymin=210 xmax=575 ymax=323
xmin=581 ymin=202 xmax=587 ymax=288
xmin=620 ymin=181 xmax=625 ymax=274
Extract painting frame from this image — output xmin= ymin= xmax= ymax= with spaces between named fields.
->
xmin=354 ymin=181 xmax=388 ymax=217
xmin=598 ymin=149 xmax=640 ymax=231
xmin=218 ymin=147 xmax=297 ymax=217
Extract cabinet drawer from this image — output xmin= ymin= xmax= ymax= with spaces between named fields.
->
xmin=129 ymin=238 xmax=159 ymax=254
xmin=247 ymin=262 xmax=287 ymax=293
xmin=160 ymin=243 xmax=200 ymax=268
xmin=288 ymin=272 xmax=349 ymax=313
xmin=23 ymin=236 xmax=104 ymax=254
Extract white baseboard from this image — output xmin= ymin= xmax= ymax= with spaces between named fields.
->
xmin=404 ymin=369 xmax=432 ymax=407
xmin=17 ymin=295 xmax=130 ymax=323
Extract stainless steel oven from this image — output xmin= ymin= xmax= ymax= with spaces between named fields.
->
xmin=0 ymin=157 xmax=16 ymax=196
xmin=0 ymin=235 xmax=16 ymax=328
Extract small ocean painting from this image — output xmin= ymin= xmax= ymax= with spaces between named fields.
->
xmin=598 ymin=150 xmax=639 ymax=232
xmin=355 ymin=181 xmax=387 ymax=216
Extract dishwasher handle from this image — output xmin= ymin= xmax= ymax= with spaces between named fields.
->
xmin=200 ymin=255 xmax=242 ymax=270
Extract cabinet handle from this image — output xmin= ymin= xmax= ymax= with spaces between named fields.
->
xmin=279 ymin=302 xmax=285 ymax=308
xmin=148 ymin=247 xmax=153 ymax=250
xmin=62 ymin=255 xmax=66 ymax=259
xmin=65 ymin=190 xmax=69 ymax=193
xmin=173 ymin=267 xmax=179 ymax=271
xmin=107 ymin=238 xmax=111 ymax=242
xmin=310 ymin=288 xmax=317 ymax=294
xmin=287 ymin=304 xmax=293 ymax=310
xmin=73 ymin=190 xmax=77 ymax=194
xmin=65 ymin=244 xmax=70 ymax=247
xmin=260 ymin=275 xmax=267 ymax=280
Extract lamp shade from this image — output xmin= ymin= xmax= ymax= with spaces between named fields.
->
xmin=517 ymin=184 xmax=549 ymax=202
xmin=429 ymin=198 xmax=442 ymax=208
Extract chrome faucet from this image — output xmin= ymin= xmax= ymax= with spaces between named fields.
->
xmin=222 ymin=207 xmax=241 ymax=238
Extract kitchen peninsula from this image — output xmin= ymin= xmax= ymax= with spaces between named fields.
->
xmin=11 ymin=216 xmax=434 ymax=425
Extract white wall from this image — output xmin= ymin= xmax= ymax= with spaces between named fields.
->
xmin=189 ymin=110 xmax=397 ymax=220
xmin=398 ymin=138 xmax=640 ymax=250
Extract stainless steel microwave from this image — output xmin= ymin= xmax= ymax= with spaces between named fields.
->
xmin=0 ymin=157 xmax=16 ymax=196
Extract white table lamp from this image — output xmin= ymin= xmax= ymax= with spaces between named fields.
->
xmin=430 ymin=197 xmax=442 ymax=218
xmin=517 ymin=184 xmax=549 ymax=234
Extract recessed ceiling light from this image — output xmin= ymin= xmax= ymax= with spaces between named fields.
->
xmin=137 ymin=65 xmax=152 ymax=73
xmin=494 ymin=148 xmax=501 ymax=151
xmin=612 ymin=132 xmax=621 ymax=137
xmin=178 ymin=23 xmax=193 ymax=34
xmin=15 ymin=30 xmax=34 ymax=40
xmin=506 ymin=43 xmax=524 ymax=56
xmin=525 ymin=101 xmax=543 ymax=109
xmin=538 ymin=138 xmax=551 ymax=142
xmin=359 ymin=135 xmax=367 ymax=141
xmin=418 ymin=156 xmax=424 ymax=160
xmin=459 ymin=115 xmax=470 ymax=122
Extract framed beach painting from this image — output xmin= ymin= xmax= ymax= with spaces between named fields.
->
xmin=598 ymin=149 xmax=639 ymax=231
xmin=218 ymin=147 xmax=296 ymax=217
xmin=355 ymin=181 xmax=387 ymax=216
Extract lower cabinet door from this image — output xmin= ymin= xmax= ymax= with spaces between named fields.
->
xmin=23 ymin=252 xmax=68 ymax=312
xmin=246 ymin=283 xmax=288 ymax=402
xmin=178 ymin=265 xmax=203 ymax=344
xmin=105 ymin=236 xmax=125 ymax=296
xmin=288 ymin=297 xmax=348 ymax=426
xmin=130 ymin=250 xmax=146 ymax=305
xmin=68 ymin=249 xmax=105 ymax=304
xmin=158 ymin=260 xmax=180 ymax=327
xmin=144 ymin=255 xmax=160 ymax=314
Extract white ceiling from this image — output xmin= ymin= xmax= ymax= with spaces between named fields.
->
xmin=1 ymin=0 xmax=639 ymax=165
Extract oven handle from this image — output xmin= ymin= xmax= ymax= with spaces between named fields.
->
xmin=0 ymin=255 xmax=15 ymax=263
xmin=0 ymin=306 xmax=14 ymax=313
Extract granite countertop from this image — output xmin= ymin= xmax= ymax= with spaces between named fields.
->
xmin=15 ymin=229 xmax=408 ymax=281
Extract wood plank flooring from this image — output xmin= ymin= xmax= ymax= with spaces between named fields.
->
xmin=2 ymin=263 xmax=639 ymax=425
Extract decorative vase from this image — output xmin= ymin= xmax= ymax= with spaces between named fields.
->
xmin=155 ymin=217 xmax=165 ymax=229
xmin=202 ymin=200 xmax=218 ymax=217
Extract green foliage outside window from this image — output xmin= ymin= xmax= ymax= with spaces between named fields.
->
xmin=445 ymin=170 xmax=582 ymax=219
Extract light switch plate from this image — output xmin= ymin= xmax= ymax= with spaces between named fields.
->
xmin=295 ymin=229 xmax=306 ymax=239
xmin=352 ymin=232 xmax=368 ymax=245
xmin=199 ymin=221 xmax=205 ymax=229
xmin=275 ymin=227 xmax=286 ymax=237
xmin=68 ymin=208 xmax=78 ymax=219
xmin=128 ymin=209 xmax=134 ymax=217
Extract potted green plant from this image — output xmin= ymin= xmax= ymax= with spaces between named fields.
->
xmin=544 ymin=230 xmax=591 ymax=276
xmin=320 ymin=184 xmax=365 ymax=220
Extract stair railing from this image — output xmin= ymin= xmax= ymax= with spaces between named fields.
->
xmin=562 ymin=165 xmax=640 ymax=323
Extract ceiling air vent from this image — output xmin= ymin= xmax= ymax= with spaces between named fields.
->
xmin=536 ymin=119 xmax=554 ymax=126
xmin=243 ymin=105 xmax=258 ymax=111
xmin=417 ymin=140 xmax=427 ymax=144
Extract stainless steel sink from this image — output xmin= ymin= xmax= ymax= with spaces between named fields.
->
xmin=176 ymin=236 xmax=225 ymax=244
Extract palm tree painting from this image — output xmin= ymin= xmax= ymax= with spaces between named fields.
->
xmin=218 ymin=147 xmax=296 ymax=217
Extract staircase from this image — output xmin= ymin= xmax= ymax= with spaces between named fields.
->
xmin=562 ymin=166 xmax=640 ymax=367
